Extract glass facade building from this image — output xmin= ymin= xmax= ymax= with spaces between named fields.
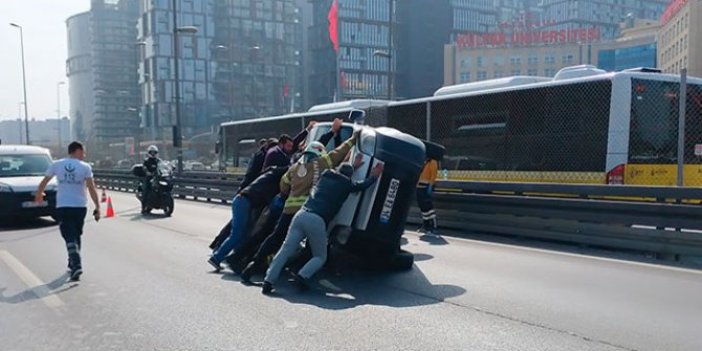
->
xmin=308 ymin=0 xmax=398 ymax=104
xmin=539 ymin=0 xmax=668 ymax=40
xmin=137 ymin=0 xmax=303 ymax=141
xmin=66 ymin=0 xmax=141 ymax=158
xmin=597 ymin=43 xmax=656 ymax=71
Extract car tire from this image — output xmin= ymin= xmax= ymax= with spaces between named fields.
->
xmin=390 ymin=249 xmax=414 ymax=271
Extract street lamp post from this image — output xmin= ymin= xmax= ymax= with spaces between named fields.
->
xmin=56 ymin=81 xmax=65 ymax=150
xmin=18 ymin=102 xmax=24 ymax=144
xmin=172 ymin=0 xmax=198 ymax=174
xmin=10 ymin=23 xmax=30 ymax=145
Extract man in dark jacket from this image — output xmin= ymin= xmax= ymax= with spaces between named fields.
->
xmin=220 ymin=119 xmax=344 ymax=269
xmin=239 ymin=138 xmax=269 ymax=191
xmin=262 ymin=161 xmax=383 ymax=294
xmin=208 ymin=166 xmax=288 ymax=271
xmin=262 ymin=121 xmax=317 ymax=169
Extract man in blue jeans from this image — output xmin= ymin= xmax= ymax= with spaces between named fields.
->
xmin=208 ymin=166 xmax=288 ymax=271
xmin=262 ymin=162 xmax=383 ymax=294
xmin=35 ymin=141 xmax=101 ymax=282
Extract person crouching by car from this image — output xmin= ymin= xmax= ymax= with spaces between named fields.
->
xmin=239 ymin=133 xmax=357 ymax=283
xmin=207 ymin=166 xmax=288 ymax=271
xmin=262 ymin=161 xmax=384 ymax=295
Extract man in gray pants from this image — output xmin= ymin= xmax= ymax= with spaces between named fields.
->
xmin=262 ymin=161 xmax=383 ymax=294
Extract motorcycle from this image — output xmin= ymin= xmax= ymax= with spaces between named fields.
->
xmin=132 ymin=161 xmax=175 ymax=216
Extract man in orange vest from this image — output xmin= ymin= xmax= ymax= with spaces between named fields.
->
xmin=417 ymin=157 xmax=439 ymax=236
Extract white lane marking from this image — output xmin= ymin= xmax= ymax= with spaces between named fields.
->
xmin=407 ymin=231 xmax=702 ymax=276
xmin=0 ymin=250 xmax=65 ymax=308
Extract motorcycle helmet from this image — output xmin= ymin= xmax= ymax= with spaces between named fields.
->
xmin=147 ymin=145 xmax=159 ymax=158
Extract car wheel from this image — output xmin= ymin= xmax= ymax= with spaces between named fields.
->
xmin=389 ymin=249 xmax=414 ymax=271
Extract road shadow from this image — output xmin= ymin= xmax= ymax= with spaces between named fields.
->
xmin=0 ymin=273 xmax=78 ymax=304
xmin=418 ymin=234 xmax=449 ymax=246
xmin=0 ymin=217 xmax=57 ymax=232
xmin=125 ymin=211 xmax=171 ymax=221
xmin=225 ymin=250 xmax=466 ymax=311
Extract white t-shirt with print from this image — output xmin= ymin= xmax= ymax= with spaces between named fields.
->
xmin=46 ymin=158 xmax=93 ymax=208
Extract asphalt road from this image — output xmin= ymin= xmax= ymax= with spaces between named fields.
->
xmin=1 ymin=191 xmax=701 ymax=351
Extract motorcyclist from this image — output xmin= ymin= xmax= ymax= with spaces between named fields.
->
xmin=141 ymin=145 xmax=161 ymax=213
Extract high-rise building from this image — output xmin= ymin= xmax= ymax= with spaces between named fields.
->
xmin=538 ymin=0 xmax=668 ymax=40
xmin=66 ymin=0 xmax=140 ymax=158
xmin=593 ymin=19 xmax=659 ymax=72
xmin=308 ymin=0 xmax=398 ymax=104
xmin=66 ymin=12 xmax=93 ymax=144
xmin=136 ymin=0 xmax=303 ymax=142
xmin=658 ymin=0 xmax=701 ymax=77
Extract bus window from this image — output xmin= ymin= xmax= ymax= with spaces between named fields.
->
xmin=628 ymin=79 xmax=679 ymax=164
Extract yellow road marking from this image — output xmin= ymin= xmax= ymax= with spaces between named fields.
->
xmin=0 ymin=250 xmax=65 ymax=308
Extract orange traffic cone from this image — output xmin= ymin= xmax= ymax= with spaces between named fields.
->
xmin=105 ymin=197 xmax=115 ymax=218
xmin=101 ymin=188 xmax=107 ymax=203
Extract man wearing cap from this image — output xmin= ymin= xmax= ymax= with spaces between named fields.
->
xmin=262 ymin=160 xmax=383 ymax=294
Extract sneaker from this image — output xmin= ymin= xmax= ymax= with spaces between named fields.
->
xmin=207 ymin=257 xmax=222 ymax=272
xmin=69 ymin=268 xmax=83 ymax=282
xmin=261 ymin=281 xmax=274 ymax=295
xmin=293 ymin=273 xmax=309 ymax=292
xmin=240 ymin=262 xmax=255 ymax=284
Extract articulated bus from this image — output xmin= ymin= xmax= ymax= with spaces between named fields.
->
xmin=217 ymin=100 xmax=388 ymax=172
xmin=219 ymin=66 xmax=702 ymax=185
xmin=385 ymin=66 xmax=702 ymax=185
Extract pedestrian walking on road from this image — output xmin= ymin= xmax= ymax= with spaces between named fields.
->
xmin=262 ymin=161 xmax=383 ymax=294
xmin=35 ymin=141 xmax=101 ymax=282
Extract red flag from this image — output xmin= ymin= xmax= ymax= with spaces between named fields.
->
xmin=283 ymin=83 xmax=289 ymax=97
xmin=328 ymin=0 xmax=339 ymax=53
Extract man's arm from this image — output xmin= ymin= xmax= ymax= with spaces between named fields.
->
xmin=35 ymin=162 xmax=55 ymax=203
xmin=86 ymin=177 xmax=101 ymax=213
xmin=291 ymin=121 xmax=317 ymax=154
xmin=34 ymin=176 xmax=52 ymax=203
xmin=317 ymin=118 xmax=343 ymax=147
xmin=325 ymin=130 xmax=358 ymax=168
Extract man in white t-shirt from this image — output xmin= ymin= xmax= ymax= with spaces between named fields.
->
xmin=35 ymin=141 xmax=100 ymax=282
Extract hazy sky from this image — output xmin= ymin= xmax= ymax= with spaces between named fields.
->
xmin=0 ymin=0 xmax=90 ymax=121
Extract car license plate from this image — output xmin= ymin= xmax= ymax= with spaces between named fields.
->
xmin=22 ymin=201 xmax=47 ymax=208
xmin=379 ymin=178 xmax=400 ymax=224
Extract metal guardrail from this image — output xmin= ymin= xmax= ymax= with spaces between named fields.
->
xmin=94 ymin=170 xmax=702 ymax=262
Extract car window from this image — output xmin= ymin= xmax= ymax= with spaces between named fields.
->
xmin=0 ymin=154 xmax=52 ymax=177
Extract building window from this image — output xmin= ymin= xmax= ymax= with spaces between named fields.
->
xmin=528 ymin=56 xmax=538 ymax=65
xmin=460 ymin=72 xmax=471 ymax=83
xmin=544 ymin=68 xmax=556 ymax=77
xmin=511 ymin=69 xmax=521 ymax=76
xmin=494 ymin=71 xmax=503 ymax=78
xmin=545 ymin=55 xmax=555 ymax=64
xmin=477 ymin=56 xmax=484 ymax=67
xmin=477 ymin=71 xmax=487 ymax=80
xmin=527 ymin=69 xmax=538 ymax=76
xmin=562 ymin=54 xmax=574 ymax=64
xmin=510 ymin=56 xmax=521 ymax=65
xmin=460 ymin=58 xmax=471 ymax=68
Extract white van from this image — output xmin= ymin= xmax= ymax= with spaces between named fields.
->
xmin=0 ymin=145 xmax=57 ymax=221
